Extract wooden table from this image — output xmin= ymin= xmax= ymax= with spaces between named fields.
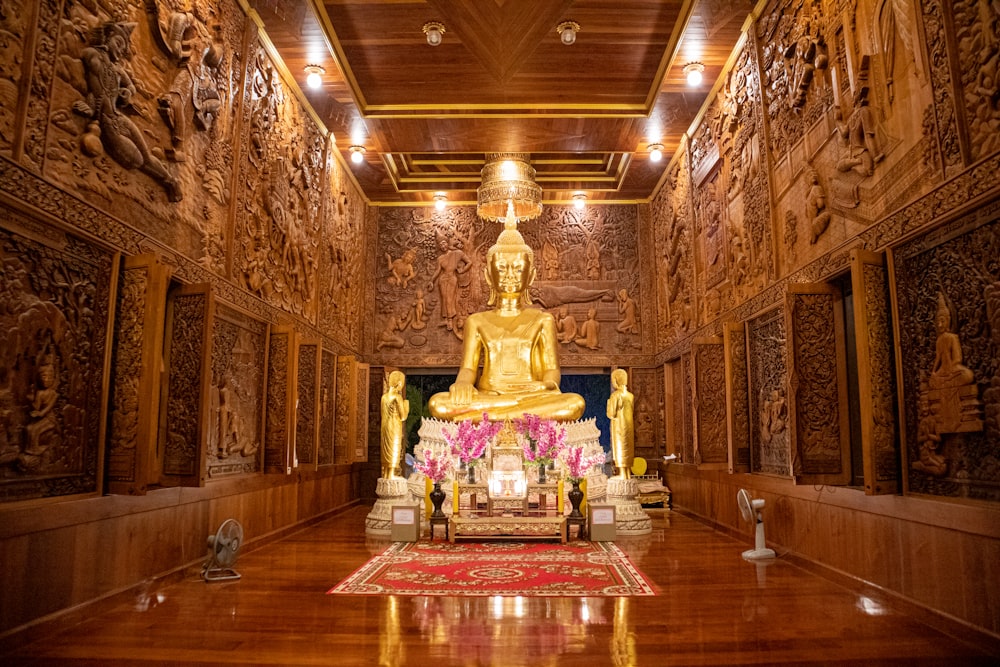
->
xmin=449 ymin=515 xmax=567 ymax=543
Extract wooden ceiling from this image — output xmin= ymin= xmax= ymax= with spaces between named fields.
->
xmin=252 ymin=0 xmax=752 ymax=206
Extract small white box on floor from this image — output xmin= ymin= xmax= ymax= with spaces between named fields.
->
xmin=588 ymin=504 xmax=616 ymax=541
xmin=390 ymin=505 xmax=419 ymax=542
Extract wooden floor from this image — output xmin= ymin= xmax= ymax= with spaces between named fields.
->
xmin=2 ymin=505 xmax=997 ymax=666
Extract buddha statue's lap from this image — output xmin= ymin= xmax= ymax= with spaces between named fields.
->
xmin=428 ymin=385 xmax=585 ymax=422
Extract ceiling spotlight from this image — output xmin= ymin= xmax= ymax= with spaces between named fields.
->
xmin=684 ymin=62 xmax=705 ymax=87
xmin=349 ymin=145 xmax=366 ymax=164
xmin=648 ymin=143 xmax=664 ymax=162
xmin=434 ymin=193 xmax=448 ymax=211
xmin=423 ymin=21 xmax=445 ymax=47
xmin=556 ymin=21 xmax=580 ymax=46
xmin=304 ymin=64 xmax=325 ymax=89
xmin=572 ymin=193 xmax=587 ymax=210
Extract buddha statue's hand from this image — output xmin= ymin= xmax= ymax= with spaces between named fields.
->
xmin=449 ymin=381 xmax=476 ymax=406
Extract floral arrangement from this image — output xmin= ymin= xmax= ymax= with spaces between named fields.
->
xmin=445 ymin=414 xmax=503 ymax=468
xmin=515 ymin=414 xmax=566 ymax=466
xmin=412 ymin=448 xmax=452 ymax=484
xmin=560 ymin=445 xmax=606 ymax=484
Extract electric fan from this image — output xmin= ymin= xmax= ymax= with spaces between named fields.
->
xmin=203 ymin=518 xmax=244 ymax=582
xmin=736 ymin=489 xmax=775 ymax=560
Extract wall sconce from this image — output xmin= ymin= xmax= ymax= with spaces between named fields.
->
xmin=684 ymin=62 xmax=705 ymax=87
xmin=349 ymin=145 xmax=366 ymax=164
xmin=556 ymin=21 xmax=580 ymax=46
xmin=572 ymin=193 xmax=587 ymax=210
xmin=648 ymin=143 xmax=664 ymax=162
xmin=304 ymin=64 xmax=325 ymax=89
xmin=423 ymin=21 xmax=445 ymax=47
xmin=434 ymin=192 xmax=448 ymax=211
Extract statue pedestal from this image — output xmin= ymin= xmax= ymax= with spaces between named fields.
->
xmin=605 ymin=477 xmax=651 ymax=535
xmin=365 ymin=477 xmax=411 ymax=536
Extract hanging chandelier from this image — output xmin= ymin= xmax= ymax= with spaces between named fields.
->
xmin=476 ymin=152 xmax=543 ymax=222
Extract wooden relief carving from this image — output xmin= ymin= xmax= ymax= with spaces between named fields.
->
xmin=951 ymin=0 xmax=1000 ymax=163
xmin=162 ymin=285 xmax=212 ymax=486
xmin=919 ymin=0 xmax=964 ymax=175
xmin=318 ymin=348 xmax=336 ymax=466
xmin=39 ymin=1 xmax=243 ymax=265
xmin=851 ymin=250 xmax=899 ymax=494
xmin=0 ymin=218 xmax=116 ymax=503
xmin=692 ymin=338 xmax=728 ymax=467
xmin=652 ymin=159 xmax=696 ymax=347
xmin=786 ymin=284 xmax=850 ymax=483
xmin=20 ymin=0 xmax=59 ymax=169
xmin=374 ymin=203 xmax=642 ymax=363
xmin=354 ymin=363 xmax=369 ymax=462
xmin=696 ymin=170 xmax=728 ymax=296
xmin=207 ymin=302 xmax=267 ymax=479
xmin=108 ymin=255 xmax=171 ymax=495
xmin=664 ymin=361 xmax=684 ymax=459
xmin=630 ymin=367 xmax=663 ymax=461
xmin=296 ymin=340 xmax=320 ymax=470
xmin=747 ymin=307 xmax=790 ymax=476
xmin=681 ymin=352 xmax=695 ymax=465
xmin=334 ymin=356 xmax=353 ymax=464
xmin=891 ymin=214 xmax=997 ymax=502
xmin=724 ymin=321 xmax=751 ymax=473
xmin=0 ymin=0 xmax=29 ymax=154
xmin=264 ymin=326 xmax=297 ymax=474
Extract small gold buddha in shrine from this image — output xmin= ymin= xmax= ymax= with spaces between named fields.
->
xmin=428 ymin=203 xmax=586 ymax=422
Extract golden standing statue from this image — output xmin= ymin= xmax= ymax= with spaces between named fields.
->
xmin=428 ymin=203 xmax=586 ymax=422
xmin=380 ymin=370 xmax=409 ymax=479
xmin=607 ymin=368 xmax=634 ymax=478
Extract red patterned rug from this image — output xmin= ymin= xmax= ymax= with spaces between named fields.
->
xmin=327 ymin=541 xmax=656 ymax=597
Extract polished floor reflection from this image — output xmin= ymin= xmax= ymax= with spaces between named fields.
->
xmin=3 ymin=506 xmax=996 ymax=666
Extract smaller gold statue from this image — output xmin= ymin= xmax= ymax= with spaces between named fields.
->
xmin=607 ymin=368 xmax=634 ymax=478
xmin=380 ymin=370 xmax=409 ymax=479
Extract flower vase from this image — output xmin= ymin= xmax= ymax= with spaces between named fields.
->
xmin=568 ymin=480 xmax=584 ymax=519
xmin=429 ymin=482 xmax=446 ymax=519
xmin=538 ymin=463 xmax=547 ymax=484
xmin=467 ymin=465 xmax=476 ymax=484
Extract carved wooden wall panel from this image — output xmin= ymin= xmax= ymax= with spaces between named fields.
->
xmin=353 ymin=363 xmax=370 ymax=463
xmin=107 ymin=255 xmax=171 ymax=495
xmin=890 ymin=211 xmax=999 ymax=502
xmin=664 ymin=360 xmax=684 ymax=459
xmin=746 ymin=307 xmax=790 ymax=476
xmin=850 ymin=249 xmax=899 ymax=495
xmin=681 ymin=352 xmax=695 ymax=465
xmin=265 ymin=325 xmax=298 ymax=475
xmin=724 ymin=321 xmax=751 ymax=473
xmin=296 ymin=340 xmax=320 ymax=470
xmin=206 ymin=301 xmax=267 ymax=479
xmin=692 ymin=337 xmax=728 ymax=467
xmin=650 ymin=154 xmax=697 ymax=348
xmin=162 ymin=284 xmax=212 ymax=487
xmin=786 ymin=284 xmax=851 ymax=484
xmin=0 ymin=212 xmax=117 ymax=503
xmin=629 ymin=367 xmax=663 ymax=461
xmin=373 ymin=203 xmax=645 ymax=367
xmin=318 ymin=348 xmax=337 ymax=466
xmin=334 ymin=355 xmax=355 ymax=464
xmin=0 ymin=0 xmax=33 ymax=157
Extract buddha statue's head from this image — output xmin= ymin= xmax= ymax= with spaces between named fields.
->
xmin=485 ymin=203 xmax=535 ymax=307
xmin=611 ymin=368 xmax=628 ymax=390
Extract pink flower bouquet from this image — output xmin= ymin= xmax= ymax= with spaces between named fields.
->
xmin=412 ymin=448 xmax=453 ymax=483
xmin=445 ymin=415 xmax=502 ymax=468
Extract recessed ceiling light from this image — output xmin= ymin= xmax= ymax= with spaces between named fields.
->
xmin=304 ymin=64 xmax=325 ymax=89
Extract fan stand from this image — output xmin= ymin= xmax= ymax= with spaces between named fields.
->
xmin=203 ymin=566 xmax=241 ymax=582
xmin=742 ymin=512 xmax=776 ymax=561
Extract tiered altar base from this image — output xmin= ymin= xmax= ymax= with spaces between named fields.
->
xmin=365 ymin=477 xmax=411 ymax=536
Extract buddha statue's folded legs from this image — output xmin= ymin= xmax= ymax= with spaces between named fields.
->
xmin=428 ymin=389 xmax=585 ymax=423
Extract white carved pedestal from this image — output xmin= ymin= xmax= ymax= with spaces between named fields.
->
xmin=605 ymin=476 xmax=652 ymax=535
xmin=365 ymin=477 xmax=411 ymax=536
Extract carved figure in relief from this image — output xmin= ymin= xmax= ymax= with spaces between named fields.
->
xmin=729 ymin=231 xmax=750 ymax=289
xmin=760 ymin=388 xmax=787 ymax=444
xmin=585 ymin=238 xmax=601 ymax=280
xmin=555 ymin=306 xmax=578 ymax=344
xmin=22 ymin=345 xmax=60 ymax=472
xmin=911 ymin=394 xmax=948 ymax=476
xmin=427 ymin=204 xmax=585 ymax=422
xmin=386 ymin=248 xmax=417 ymax=288
xmin=616 ymin=289 xmax=638 ymax=334
xmin=541 ymin=240 xmax=560 ymax=280
xmin=427 ymin=235 xmax=472 ymax=332
xmin=784 ymin=210 xmax=798 ymax=260
xmin=409 ymin=289 xmax=427 ymax=331
xmin=805 ymin=168 xmax=831 ymax=244
xmin=575 ymin=307 xmax=601 ymax=350
xmin=530 ymin=284 xmax=613 ymax=309
xmin=376 ymin=310 xmax=410 ymax=351
xmin=216 ymin=379 xmax=240 ymax=457
xmin=835 ymin=84 xmax=885 ymax=177
xmin=607 ymin=369 xmax=635 ymax=478
xmin=380 ymin=371 xmax=409 ymax=479
xmin=782 ymin=21 xmax=828 ymax=109
xmin=73 ymin=22 xmax=181 ymax=201
xmin=928 ymin=293 xmax=974 ymax=390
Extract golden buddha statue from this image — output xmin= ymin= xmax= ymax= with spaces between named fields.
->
xmin=607 ymin=368 xmax=634 ymax=478
xmin=428 ymin=202 xmax=585 ymax=422
xmin=380 ymin=370 xmax=409 ymax=479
